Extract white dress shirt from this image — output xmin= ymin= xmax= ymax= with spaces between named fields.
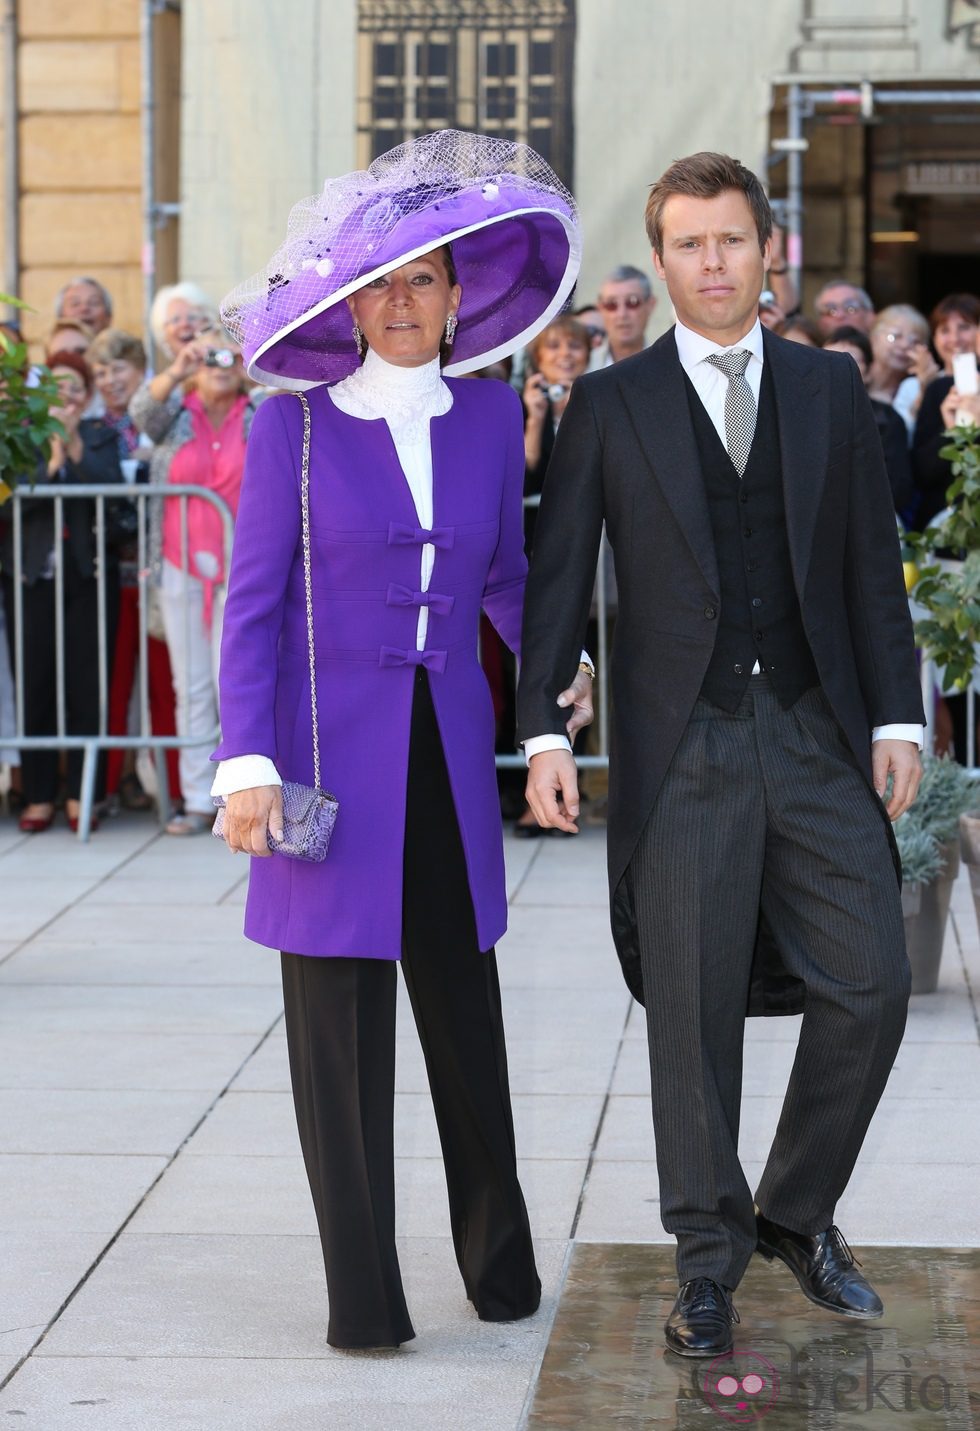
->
xmin=524 ymin=318 xmax=921 ymax=761
xmin=211 ymin=349 xmax=453 ymax=798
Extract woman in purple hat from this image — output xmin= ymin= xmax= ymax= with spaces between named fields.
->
xmin=211 ymin=131 xmax=587 ymax=1350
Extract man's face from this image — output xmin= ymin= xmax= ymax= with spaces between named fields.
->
xmin=653 ymin=189 xmax=769 ymax=345
xmin=61 ymin=282 xmax=110 ymax=334
xmin=596 ymin=281 xmax=654 ymax=348
xmin=814 ymin=284 xmax=874 ymax=337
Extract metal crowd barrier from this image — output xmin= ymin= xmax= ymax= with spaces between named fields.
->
xmin=5 ymin=482 xmax=234 ymax=841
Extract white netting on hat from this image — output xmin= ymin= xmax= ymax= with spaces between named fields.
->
xmin=221 ymin=128 xmax=580 ymax=386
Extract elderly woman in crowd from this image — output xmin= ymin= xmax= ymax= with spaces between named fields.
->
xmin=0 ymin=352 xmax=122 ymax=831
xmin=211 ymin=131 xmax=589 ymax=1349
xmin=868 ymin=304 xmax=939 ymax=433
xmin=88 ymin=328 xmax=181 ymax=811
xmin=135 ymin=324 xmax=258 ymax=833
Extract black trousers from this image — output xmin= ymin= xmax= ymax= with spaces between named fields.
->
xmin=628 ymin=678 xmax=910 ymax=1291
xmin=281 ymin=670 xmax=540 ymax=1348
xmin=4 ymin=565 xmax=119 ymax=804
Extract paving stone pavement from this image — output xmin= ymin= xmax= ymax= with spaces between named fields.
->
xmin=0 ymin=809 xmax=977 ymax=1430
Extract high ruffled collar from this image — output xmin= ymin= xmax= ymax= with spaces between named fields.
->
xmin=329 ymin=348 xmax=452 ymax=444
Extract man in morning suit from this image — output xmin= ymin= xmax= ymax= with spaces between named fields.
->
xmin=517 ymin=152 xmax=924 ymax=1358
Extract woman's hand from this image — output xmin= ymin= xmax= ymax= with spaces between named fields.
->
xmin=168 ymin=339 xmax=210 ymax=384
xmin=940 ymin=387 xmax=980 ymax=431
xmin=557 ymin=666 xmax=594 ymax=738
xmin=909 ymin=343 xmax=940 ymax=392
xmin=522 ymin=372 xmax=549 ymax=426
xmin=223 ymin=784 xmax=283 ymax=856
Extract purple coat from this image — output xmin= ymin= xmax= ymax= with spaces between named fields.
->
xmin=213 ymin=377 xmax=527 ymax=959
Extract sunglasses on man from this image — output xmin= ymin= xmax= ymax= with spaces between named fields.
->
xmin=597 ymin=294 xmax=647 ymax=313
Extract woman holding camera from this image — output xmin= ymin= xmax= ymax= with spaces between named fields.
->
xmin=139 ymin=329 xmax=261 ymax=833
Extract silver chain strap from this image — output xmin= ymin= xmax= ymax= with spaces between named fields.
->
xmin=296 ymin=393 xmax=320 ymax=791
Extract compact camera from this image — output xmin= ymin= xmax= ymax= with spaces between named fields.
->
xmin=204 ymin=348 xmax=236 ymax=369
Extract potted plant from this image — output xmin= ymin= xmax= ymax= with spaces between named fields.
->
xmin=898 ymin=753 xmax=979 ymax=993
xmin=0 ymin=296 xmax=64 ymax=505
xmin=895 ymin=819 xmax=944 ymax=993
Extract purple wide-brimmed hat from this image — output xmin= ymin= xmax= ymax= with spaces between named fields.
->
xmin=221 ymin=129 xmax=581 ymax=389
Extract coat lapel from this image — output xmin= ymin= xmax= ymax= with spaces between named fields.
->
xmin=764 ymin=327 xmax=829 ymax=599
xmin=616 ymin=332 xmax=719 ymax=597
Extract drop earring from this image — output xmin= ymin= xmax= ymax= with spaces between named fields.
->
xmin=444 ymin=313 xmax=458 ymax=346
xmin=352 ymin=322 xmax=364 ymax=357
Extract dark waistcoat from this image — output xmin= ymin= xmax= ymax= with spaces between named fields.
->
xmin=684 ymin=363 xmax=818 ymax=712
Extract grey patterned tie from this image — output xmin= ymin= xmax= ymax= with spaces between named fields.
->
xmin=704 ymin=349 xmax=756 ymax=476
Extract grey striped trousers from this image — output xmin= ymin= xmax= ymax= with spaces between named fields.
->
xmin=628 ymin=677 xmax=910 ymax=1290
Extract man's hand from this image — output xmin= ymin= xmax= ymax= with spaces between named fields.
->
xmin=872 ymin=740 xmax=921 ymax=821
xmin=526 ymin=749 xmax=581 ymax=833
xmin=557 ymin=667 xmax=594 ymax=739
xmin=223 ymin=784 xmax=283 ymax=856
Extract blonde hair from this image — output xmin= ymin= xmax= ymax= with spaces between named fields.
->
xmin=871 ymin=304 xmax=929 ymax=344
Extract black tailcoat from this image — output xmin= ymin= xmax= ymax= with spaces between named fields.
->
xmin=517 ymin=326 xmax=925 ymax=1012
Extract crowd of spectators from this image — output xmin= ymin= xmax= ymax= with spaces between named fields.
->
xmin=0 ymin=276 xmax=254 ymax=834
xmin=2 ymin=252 xmax=979 ymax=834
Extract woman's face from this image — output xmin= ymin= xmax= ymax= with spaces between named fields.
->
xmin=872 ymin=319 xmax=926 ymax=376
xmin=51 ymin=365 xmax=89 ymax=424
xmin=534 ymin=327 xmax=590 ymax=387
xmin=92 ymin=357 xmax=143 ymax=416
xmin=933 ymin=312 xmax=978 ymax=371
xmin=347 ymin=254 xmax=461 ymax=369
xmin=163 ymin=298 xmax=210 ymax=350
xmin=193 ymin=342 xmax=244 ymax=402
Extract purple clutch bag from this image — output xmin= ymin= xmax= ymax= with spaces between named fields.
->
xmin=213 ymin=394 xmax=339 ymax=865
xmin=212 ymin=781 xmax=338 ymax=863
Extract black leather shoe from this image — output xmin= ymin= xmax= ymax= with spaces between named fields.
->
xmin=755 ymin=1212 xmax=883 ymax=1319
xmin=664 ymin=1278 xmax=738 ymax=1357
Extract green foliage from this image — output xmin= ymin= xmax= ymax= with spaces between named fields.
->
xmin=0 ymin=293 xmax=65 ymax=505
xmin=910 ymin=551 xmax=980 ymax=692
xmin=894 ymin=817 xmax=945 ymax=888
xmin=902 ymin=751 xmax=980 ymax=843
xmin=908 ymin=422 xmax=980 ymax=691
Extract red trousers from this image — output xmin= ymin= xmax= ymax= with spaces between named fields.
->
xmin=106 ymin=585 xmax=181 ymax=799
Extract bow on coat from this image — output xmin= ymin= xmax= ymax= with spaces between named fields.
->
xmin=379 ymin=646 xmax=448 ymax=674
xmin=386 ymin=583 xmax=455 ymax=616
xmin=387 ymin=522 xmax=455 ymax=550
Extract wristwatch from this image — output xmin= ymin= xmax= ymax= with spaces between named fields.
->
xmin=578 ymin=656 xmax=596 ymax=680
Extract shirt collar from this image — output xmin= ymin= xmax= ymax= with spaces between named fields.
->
xmin=673 ymin=316 xmax=764 ymax=374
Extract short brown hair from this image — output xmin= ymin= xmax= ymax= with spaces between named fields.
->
xmin=929 ymin=292 xmax=980 ymax=335
xmin=88 ymin=328 xmax=147 ymax=372
xmin=645 ymin=152 xmax=772 ymax=258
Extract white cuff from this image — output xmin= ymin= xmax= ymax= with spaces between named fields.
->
xmin=872 ymin=724 xmax=923 ymax=749
xmin=522 ymin=734 xmax=573 ymax=767
xmin=210 ymin=754 xmax=283 ymax=797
